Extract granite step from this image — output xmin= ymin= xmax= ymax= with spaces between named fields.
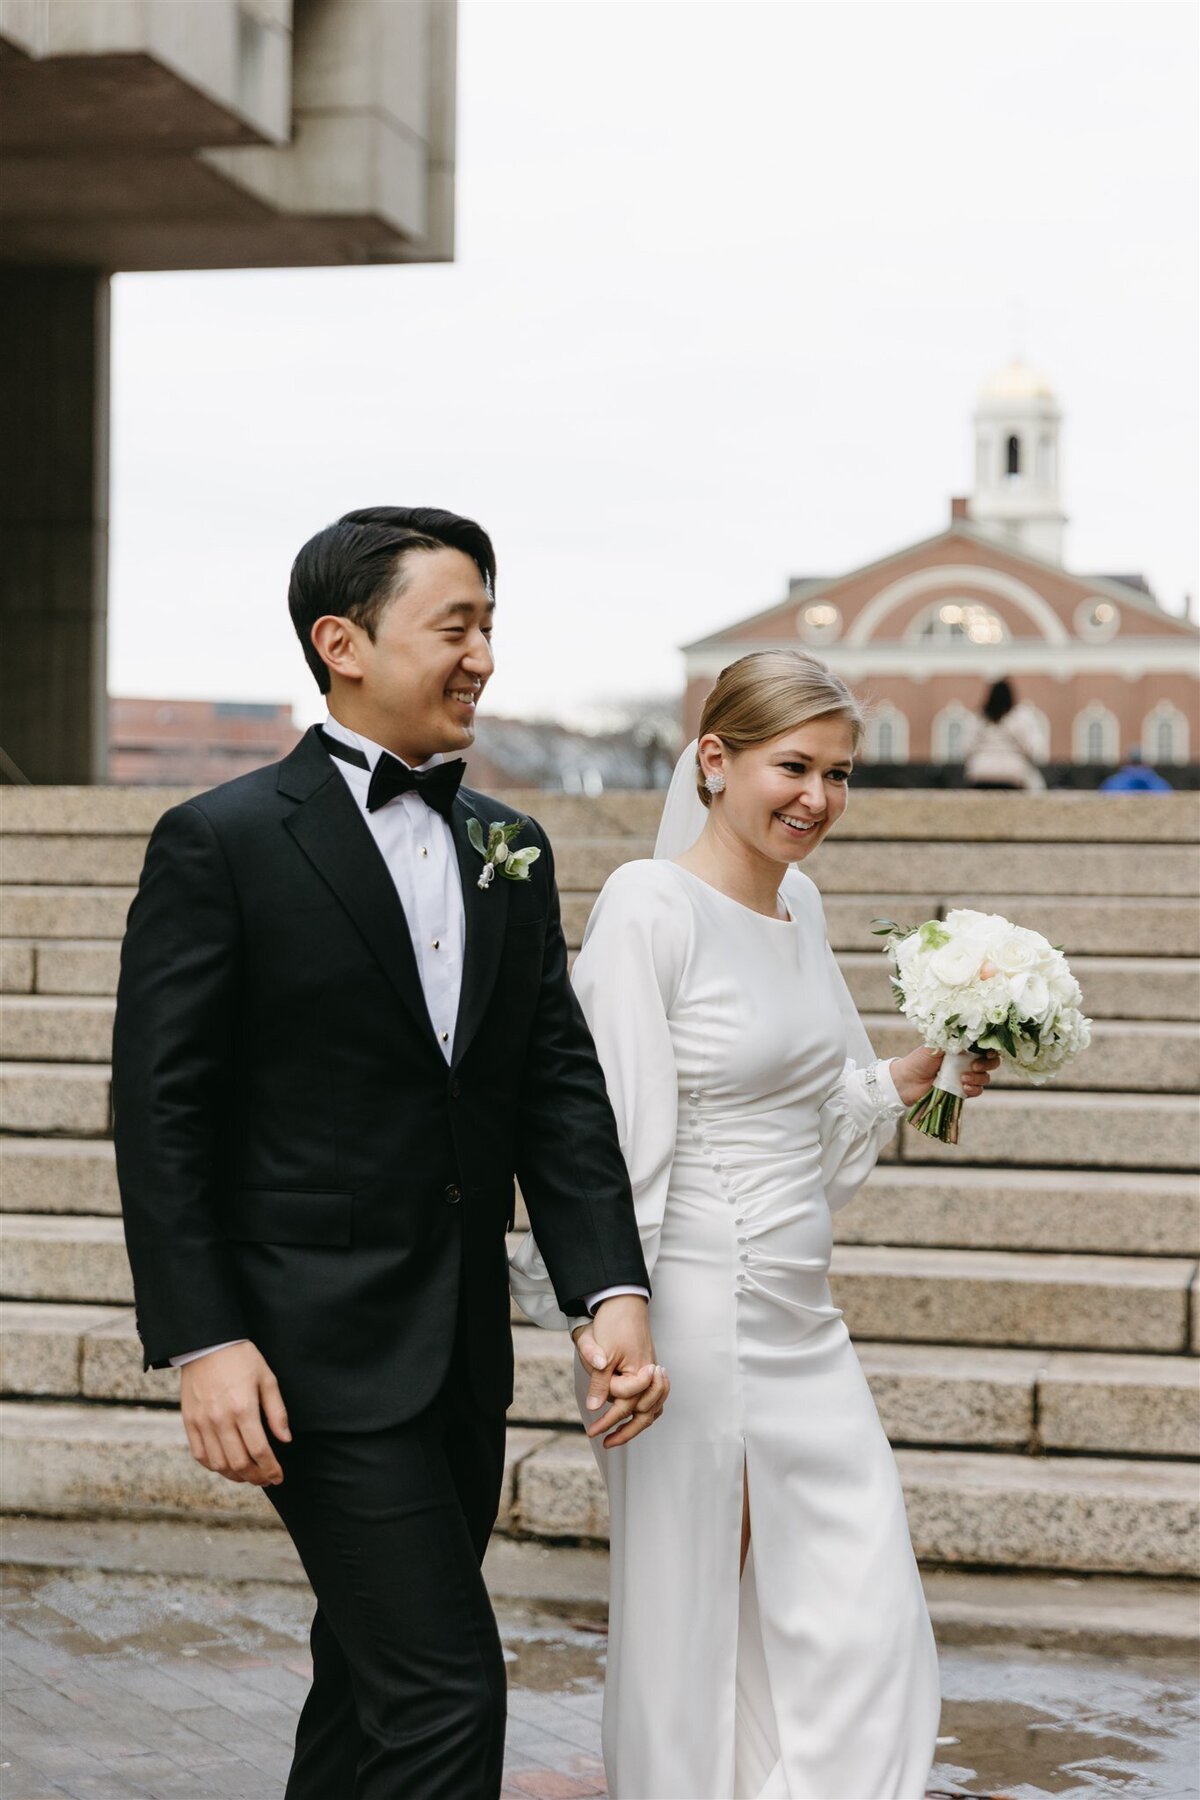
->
xmin=1 ymin=1215 xmax=132 ymax=1303
xmin=807 ymin=841 xmax=1200 ymax=898
xmin=861 ymin=1015 xmax=1200 ymax=1091
xmin=1 ymin=887 xmax=135 ymax=941
xmin=844 ymin=955 xmax=1200 ymax=1023
xmin=509 ymin=1430 xmax=1200 ymax=1575
xmin=10 ymin=1208 xmax=1191 ymax=1354
xmin=6 ymin=786 xmax=1196 ymax=842
xmin=5 ymin=1300 xmax=1195 ymax=1459
xmin=831 ymin=1166 xmax=1200 ymax=1257
xmin=1 ymin=997 xmax=115 ymax=1063
xmin=0 ymin=1400 xmax=540 ymax=1535
xmin=0 ymin=1063 xmax=111 ymax=1136
xmin=897 ymin=1090 xmax=1199 ymax=1171
xmin=0 ymin=1138 xmax=120 ymax=1214
xmin=2 ymin=1398 xmax=1196 ymax=1574
xmin=828 ymin=1244 xmax=1195 ymax=1353
xmin=14 ymin=941 xmax=122 ymax=997
xmin=507 ymin=1325 xmax=1198 ymax=1457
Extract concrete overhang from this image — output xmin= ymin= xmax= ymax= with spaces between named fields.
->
xmin=0 ymin=0 xmax=455 ymax=269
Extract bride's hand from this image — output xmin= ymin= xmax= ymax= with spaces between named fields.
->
xmin=889 ymin=1047 xmax=999 ymax=1106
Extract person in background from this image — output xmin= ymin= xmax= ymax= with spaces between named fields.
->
xmin=962 ymin=677 xmax=1046 ymax=791
xmin=1099 ymin=746 xmax=1175 ymax=792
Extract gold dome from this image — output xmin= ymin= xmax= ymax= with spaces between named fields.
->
xmin=979 ymin=358 xmax=1056 ymax=402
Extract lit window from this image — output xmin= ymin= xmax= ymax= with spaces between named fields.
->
xmin=1075 ymin=599 xmax=1120 ymax=642
xmin=914 ymin=601 xmax=1008 ymax=645
xmin=796 ymin=602 xmax=842 ymax=645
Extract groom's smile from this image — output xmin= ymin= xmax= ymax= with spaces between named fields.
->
xmin=315 ymin=544 xmax=496 ymax=767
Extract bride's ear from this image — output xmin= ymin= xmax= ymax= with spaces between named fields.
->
xmin=696 ymin=734 xmax=726 ymax=786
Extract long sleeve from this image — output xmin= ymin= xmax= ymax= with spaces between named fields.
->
xmin=509 ymin=832 xmax=651 ymax=1324
xmin=112 ymin=802 xmax=249 ymax=1367
xmin=817 ymin=938 xmax=906 ymax=1214
xmin=510 ymin=863 xmax=687 ymax=1330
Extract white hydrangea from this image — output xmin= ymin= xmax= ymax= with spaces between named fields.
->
xmin=881 ymin=908 xmax=1091 ymax=1088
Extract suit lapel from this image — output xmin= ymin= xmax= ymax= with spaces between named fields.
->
xmin=281 ymin=739 xmax=443 ymax=1058
xmin=450 ymin=790 xmax=510 ymax=1068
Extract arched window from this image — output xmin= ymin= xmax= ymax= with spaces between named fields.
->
xmin=1142 ymin=702 xmax=1190 ymax=766
xmin=865 ymin=703 xmax=909 ymax=765
xmin=932 ymin=701 xmax=976 ymax=764
xmin=1006 ymin=434 xmax=1021 ymax=477
xmin=911 ymin=600 xmax=1008 ymax=646
xmin=1072 ymin=703 xmax=1119 ymax=766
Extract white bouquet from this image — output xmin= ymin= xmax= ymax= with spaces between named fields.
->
xmin=873 ymin=908 xmax=1092 ymax=1143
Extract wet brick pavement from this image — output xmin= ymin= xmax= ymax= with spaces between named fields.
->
xmin=2 ymin=1563 xmax=1197 ymax=1799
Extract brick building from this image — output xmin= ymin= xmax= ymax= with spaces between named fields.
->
xmin=683 ymin=363 xmax=1198 ymax=779
xmin=109 ymin=698 xmax=301 ymax=787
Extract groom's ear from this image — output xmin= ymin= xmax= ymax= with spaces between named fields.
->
xmin=311 ymin=615 xmax=364 ymax=687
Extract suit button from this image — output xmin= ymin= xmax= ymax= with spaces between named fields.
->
xmin=450 ymin=1080 xmax=462 ymax=1099
xmin=444 ymin=1183 xmax=462 ymax=1205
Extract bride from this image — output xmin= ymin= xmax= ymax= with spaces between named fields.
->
xmin=511 ymin=650 xmax=995 ymax=1799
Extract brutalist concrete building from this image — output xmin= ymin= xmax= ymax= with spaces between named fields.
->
xmin=1 ymin=0 xmax=457 ymax=783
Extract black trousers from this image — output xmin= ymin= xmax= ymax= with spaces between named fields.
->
xmin=266 ymin=1332 xmax=508 ymax=1799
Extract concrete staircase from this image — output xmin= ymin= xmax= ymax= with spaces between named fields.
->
xmin=2 ymin=785 xmax=1198 ymax=1576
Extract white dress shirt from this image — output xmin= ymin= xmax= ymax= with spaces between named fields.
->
xmin=171 ymin=714 xmax=643 ymax=1366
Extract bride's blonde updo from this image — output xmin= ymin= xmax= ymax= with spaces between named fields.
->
xmin=695 ymin=650 xmax=864 ymax=808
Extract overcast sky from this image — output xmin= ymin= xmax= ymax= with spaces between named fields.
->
xmin=109 ymin=0 xmax=1199 ymax=729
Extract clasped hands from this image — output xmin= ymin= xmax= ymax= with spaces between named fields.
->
xmin=572 ymin=1294 xmax=670 ymax=1450
xmin=182 ymin=1294 xmax=669 ymax=1488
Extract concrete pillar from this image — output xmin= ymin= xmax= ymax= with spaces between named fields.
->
xmin=0 ymin=270 xmax=109 ymax=784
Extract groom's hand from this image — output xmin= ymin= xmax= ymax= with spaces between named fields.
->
xmin=179 ymin=1342 xmax=292 ymax=1487
xmin=573 ymin=1296 xmax=669 ymax=1450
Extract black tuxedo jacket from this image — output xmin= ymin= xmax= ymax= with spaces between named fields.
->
xmin=112 ymin=727 xmax=649 ymax=1432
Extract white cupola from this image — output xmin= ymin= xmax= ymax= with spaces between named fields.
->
xmin=969 ymin=359 xmax=1066 ymax=564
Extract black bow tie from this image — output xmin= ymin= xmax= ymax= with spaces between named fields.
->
xmin=319 ymin=729 xmax=466 ymax=822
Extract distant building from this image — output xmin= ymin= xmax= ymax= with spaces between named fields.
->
xmin=109 ymin=699 xmax=301 ymax=787
xmin=465 ymin=716 xmax=676 ymax=793
xmin=683 ymin=363 xmax=1198 ymax=780
xmin=108 ymin=702 xmax=674 ymax=795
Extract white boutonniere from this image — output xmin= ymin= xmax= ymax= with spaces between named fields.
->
xmin=467 ymin=817 xmax=542 ymax=890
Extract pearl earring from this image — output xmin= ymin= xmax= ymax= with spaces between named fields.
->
xmin=705 ymin=772 xmax=726 ymax=795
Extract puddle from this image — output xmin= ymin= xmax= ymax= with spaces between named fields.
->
xmin=4 ymin=1568 xmax=1197 ymax=1796
xmin=932 ymin=1645 xmax=1200 ymax=1798
xmin=496 ymin=1597 xmax=608 ymax=1693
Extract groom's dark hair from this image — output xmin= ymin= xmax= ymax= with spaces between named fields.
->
xmin=289 ymin=505 xmax=497 ymax=693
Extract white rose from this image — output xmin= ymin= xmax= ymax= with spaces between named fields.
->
xmin=1010 ymin=970 xmax=1052 ymax=1021
xmin=993 ymin=932 xmax=1039 ymax=976
xmin=928 ymin=941 xmax=984 ymax=988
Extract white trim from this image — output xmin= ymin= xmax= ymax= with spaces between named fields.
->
xmin=865 ymin=702 xmax=909 ymax=764
xmin=1142 ymin=701 xmax=1190 ymax=766
xmin=846 ymin=565 xmax=1070 ymax=647
xmin=684 ymin=637 xmax=1200 ymax=683
xmin=1073 ymin=703 xmax=1120 ymax=765
xmin=931 ymin=701 xmax=975 ymax=764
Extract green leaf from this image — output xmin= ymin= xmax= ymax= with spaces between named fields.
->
xmin=918 ymin=920 xmax=951 ymax=950
xmin=467 ymin=817 xmax=485 ymax=855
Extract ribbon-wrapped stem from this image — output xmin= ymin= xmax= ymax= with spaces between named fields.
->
xmin=905 ymin=1049 xmax=974 ymax=1144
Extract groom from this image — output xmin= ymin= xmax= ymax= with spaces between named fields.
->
xmin=112 ymin=506 xmax=664 ymax=1797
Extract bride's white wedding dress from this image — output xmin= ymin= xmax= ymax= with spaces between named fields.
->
xmin=511 ymin=856 xmax=939 ymax=1800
